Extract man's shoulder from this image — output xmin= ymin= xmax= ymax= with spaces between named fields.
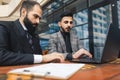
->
xmin=0 ymin=20 xmax=20 ymax=29
xmin=0 ymin=21 xmax=14 ymax=27
xmin=50 ymin=31 xmax=60 ymax=36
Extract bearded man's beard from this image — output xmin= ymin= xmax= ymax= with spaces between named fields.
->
xmin=23 ymin=16 xmax=38 ymax=36
xmin=60 ymin=26 xmax=71 ymax=33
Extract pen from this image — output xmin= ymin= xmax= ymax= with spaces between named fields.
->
xmin=23 ymin=69 xmax=30 ymax=72
xmin=23 ymin=69 xmax=51 ymax=77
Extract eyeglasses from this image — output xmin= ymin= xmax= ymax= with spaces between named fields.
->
xmin=64 ymin=21 xmax=73 ymax=24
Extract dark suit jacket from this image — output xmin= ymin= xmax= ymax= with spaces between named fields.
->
xmin=0 ymin=19 xmax=42 ymax=66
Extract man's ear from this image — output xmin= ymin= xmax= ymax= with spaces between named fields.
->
xmin=58 ymin=22 xmax=61 ymax=27
xmin=21 ymin=8 xmax=27 ymax=17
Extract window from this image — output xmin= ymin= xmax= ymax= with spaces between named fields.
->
xmin=117 ymin=0 xmax=120 ymax=29
xmin=92 ymin=4 xmax=112 ymax=58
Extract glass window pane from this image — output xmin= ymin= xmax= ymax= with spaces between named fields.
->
xmin=117 ymin=0 xmax=120 ymax=29
xmin=92 ymin=4 xmax=112 ymax=59
xmin=73 ymin=9 xmax=89 ymax=50
xmin=74 ymin=9 xmax=88 ymax=25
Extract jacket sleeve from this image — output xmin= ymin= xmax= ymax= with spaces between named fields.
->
xmin=0 ymin=23 xmax=34 ymax=66
xmin=48 ymin=34 xmax=57 ymax=54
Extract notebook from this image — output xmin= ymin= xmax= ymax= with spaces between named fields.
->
xmin=71 ymin=23 xmax=120 ymax=63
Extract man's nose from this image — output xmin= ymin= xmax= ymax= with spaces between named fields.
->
xmin=67 ymin=23 xmax=72 ymax=26
xmin=36 ymin=18 xmax=40 ymax=24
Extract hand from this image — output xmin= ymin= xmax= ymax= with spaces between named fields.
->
xmin=72 ymin=48 xmax=92 ymax=59
xmin=42 ymin=52 xmax=65 ymax=63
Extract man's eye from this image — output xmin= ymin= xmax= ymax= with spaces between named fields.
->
xmin=70 ymin=21 xmax=73 ymax=24
xmin=33 ymin=14 xmax=41 ymax=20
xmin=34 ymin=15 xmax=38 ymax=18
xmin=64 ymin=21 xmax=73 ymax=24
xmin=64 ymin=21 xmax=68 ymax=24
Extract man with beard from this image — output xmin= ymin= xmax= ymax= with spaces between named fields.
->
xmin=49 ymin=12 xmax=92 ymax=60
xmin=0 ymin=0 xmax=64 ymax=66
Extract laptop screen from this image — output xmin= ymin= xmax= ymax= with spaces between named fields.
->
xmin=101 ymin=23 xmax=120 ymax=62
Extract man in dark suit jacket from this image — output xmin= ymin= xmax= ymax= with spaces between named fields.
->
xmin=0 ymin=0 xmax=64 ymax=66
xmin=49 ymin=12 xmax=92 ymax=60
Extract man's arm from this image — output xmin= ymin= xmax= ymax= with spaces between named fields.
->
xmin=48 ymin=34 xmax=70 ymax=60
xmin=72 ymin=33 xmax=92 ymax=59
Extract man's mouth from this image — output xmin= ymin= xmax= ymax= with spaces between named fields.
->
xmin=33 ymin=24 xmax=38 ymax=27
xmin=66 ymin=27 xmax=71 ymax=31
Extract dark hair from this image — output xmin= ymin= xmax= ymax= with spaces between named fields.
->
xmin=20 ymin=0 xmax=41 ymax=16
xmin=59 ymin=12 xmax=73 ymax=21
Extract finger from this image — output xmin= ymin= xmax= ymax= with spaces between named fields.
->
xmin=56 ymin=56 xmax=64 ymax=62
xmin=56 ymin=53 xmax=65 ymax=61
xmin=84 ymin=51 xmax=92 ymax=58
xmin=59 ymin=55 xmax=64 ymax=62
xmin=73 ymin=52 xmax=81 ymax=59
xmin=88 ymin=53 xmax=92 ymax=58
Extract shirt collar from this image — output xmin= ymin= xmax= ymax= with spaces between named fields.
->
xmin=19 ymin=19 xmax=27 ymax=31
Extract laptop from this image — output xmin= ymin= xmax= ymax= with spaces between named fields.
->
xmin=71 ymin=23 xmax=120 ymax=63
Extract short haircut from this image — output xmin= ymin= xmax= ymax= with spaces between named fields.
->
xmin=20 ymin=0 xmax=41 ymax=16
xmin=59 ymin=12 xmax=73 ymax=21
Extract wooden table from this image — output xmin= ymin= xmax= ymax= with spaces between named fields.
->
xmin=0 ymin=60 xmax=120 ymax=80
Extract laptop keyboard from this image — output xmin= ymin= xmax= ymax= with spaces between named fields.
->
xmin=71 ymin=56 xmax=96 ymax=63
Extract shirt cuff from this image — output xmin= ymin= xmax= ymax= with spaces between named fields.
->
xmin=33 ymin=55 xmax=43 ymax=63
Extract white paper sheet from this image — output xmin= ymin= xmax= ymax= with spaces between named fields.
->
xmin=8 ymin=63 xmax=85 ymax=79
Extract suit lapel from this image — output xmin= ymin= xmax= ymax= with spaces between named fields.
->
xmin=13 ymin=20 xmax=32 ymax=49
